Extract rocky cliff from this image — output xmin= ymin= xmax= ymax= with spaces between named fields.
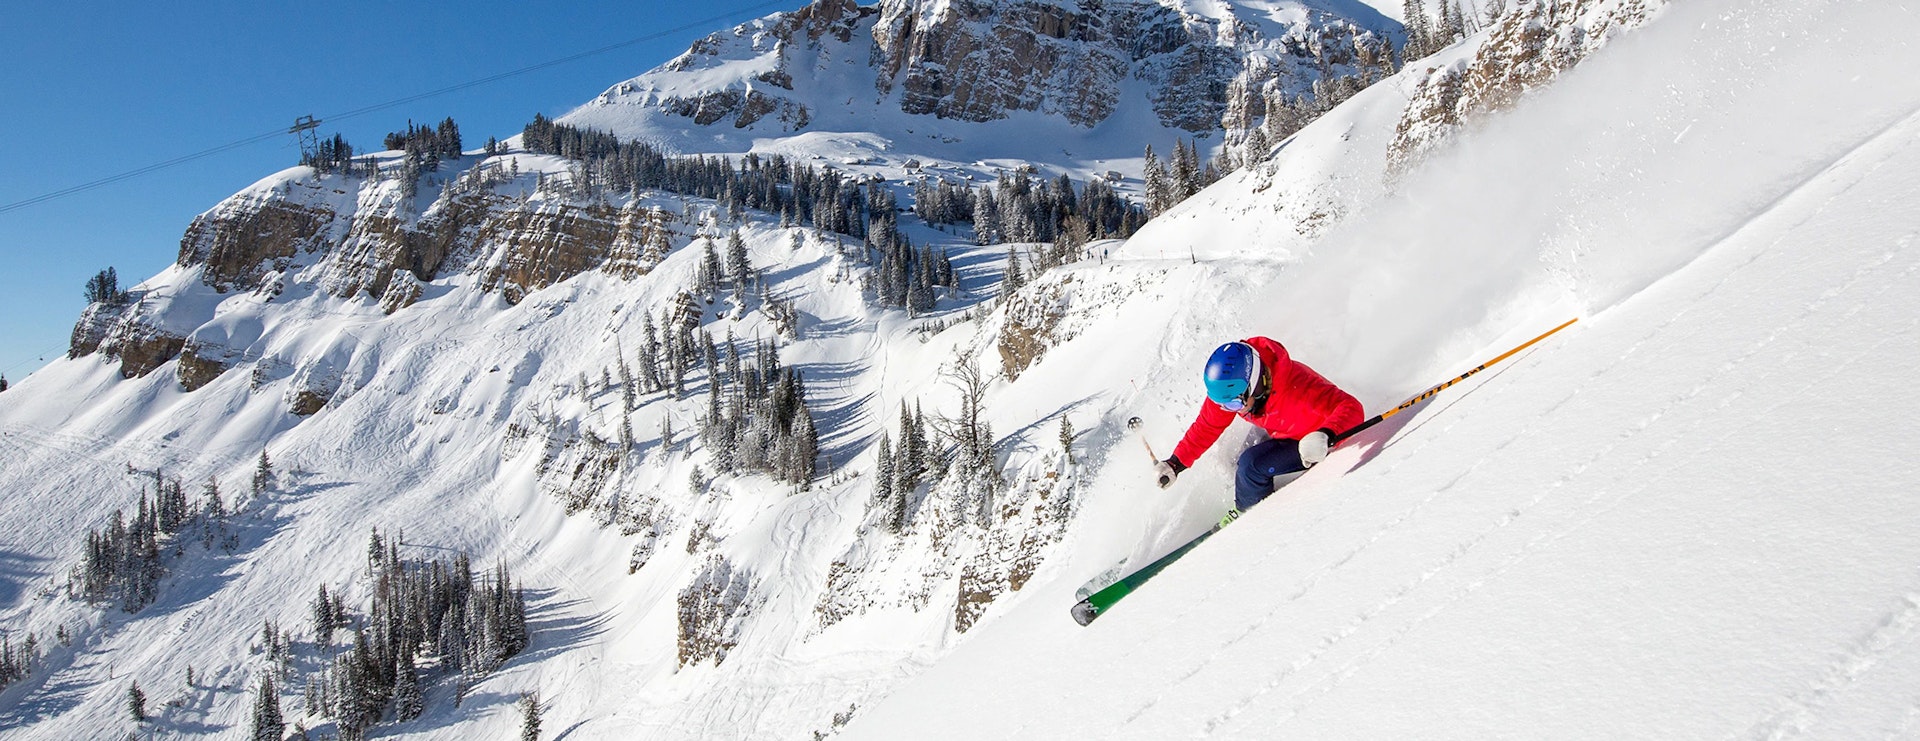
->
xmin=569 ymin=0 xmax=1399 ymax=145
xmin=1387 ymin=0 xmax=1665 ymax=173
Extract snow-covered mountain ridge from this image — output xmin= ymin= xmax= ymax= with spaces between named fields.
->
xmin=566 ymin=0 xmax=1399 ymax=151
xmin=17 ymin=0 xmax=1909 ymax=737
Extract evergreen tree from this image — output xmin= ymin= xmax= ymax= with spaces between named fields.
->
xmin=700 ymin=239 xmax=724 ymax=295
xmin=875 ymin=431 xmax=895 ymax=530
xmin=638 ymin=314 xmax=662 ymax=393
xmin=253 ymin=449 xmax=273 ymax=498
xmin=127 ymin=681 xmax=146 ymax=722
xmin=1059 ymin=416 xmax=1076 ymax=463
xmin=788 ymin=402 xmax=818 ymax=486
xmin=251 ymin=675 xmax=284 ymax=741
xmin=726 ymin=229 xmax=751 ymax=291
xmin=1143 ymin=145 xmax=1170 ymax=216
xmin=1171 ymin=140 xmax=1200 ymax=202
xmin=972 ymin=187 xmax=1002 ymax=245
xmin=84 ymin=267 xmax=127 ymax=305
xmin=313 ymin=584 xmax=339 ymax=648
xmin=1402 ymin=0 xmax=1430 ymax=59
xmin=895 ymin=402 xmax=923 ymax=497
xmin=392 ymin=650 xmax=423 ymax=722
xmin=1001 ymin=245 xmax=1025 ymax=298
xmin=520 ymin=691 xmax=543 ymax=741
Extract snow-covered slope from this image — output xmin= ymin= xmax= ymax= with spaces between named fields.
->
xmin=846 ymin=0 xmax=1920 ymax=736
xmin=4 ymin=0 xmax=1914 ymax=737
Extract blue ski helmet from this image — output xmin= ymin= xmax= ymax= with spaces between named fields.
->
xmin=1203 ymin=341 xmax=1261 ymax=411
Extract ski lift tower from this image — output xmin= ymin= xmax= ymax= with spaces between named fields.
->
xmin=290 ymin=115 xmax=322 ymax=164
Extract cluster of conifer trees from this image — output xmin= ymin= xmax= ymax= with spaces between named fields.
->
xmin=1401 ymin=0 xmax=1495 ymax=61
xmin=306 ymin=531 xmax=528 ymax=741
xmin=972 ymin=170 xmax=1147 ymax=245
xmin=83 ymin=267 xmax=129 ymax=306
xmin=1142 ymin=140 xmax=1224 ymax=217
xmin=302 ymin=133 xmax=357 ymax=175
xmin=71 ymin=469 xmax=242 ymax=613
xmin=615 ymin=289 xmax=821 ymax=485
xmin=693 ymin=334 xmax=820 ymax=486
xmin=383 ymin=118 xmax=464 ymax=166
xmin=911 ymin=169 xmax=1148 ymax=252
xmin=0 ymin=633 xmax=40 ymax=695
xmin=866 ymin=187 xmax=958 ymax=314
xmin=521 ymin=114 xmax=876 ymax=238
xmin=872 ymin=353 xmax=1001 ymax=531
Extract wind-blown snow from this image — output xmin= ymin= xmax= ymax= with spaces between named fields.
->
xmin=845 ymin=0 xmax=1920 ymax=737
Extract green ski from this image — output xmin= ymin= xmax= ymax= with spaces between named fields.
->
xmin=1070 ymin=509 xmax=1239 ymax=626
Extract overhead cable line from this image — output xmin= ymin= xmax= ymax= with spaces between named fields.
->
xmin=0 ymin=0 xmax=794 ymax=217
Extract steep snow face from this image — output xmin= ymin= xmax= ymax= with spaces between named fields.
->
xmin=561 ymin=0 xmax=1398 ymax=177
xmin=845 ymin=0 xmax=1920 ymax=736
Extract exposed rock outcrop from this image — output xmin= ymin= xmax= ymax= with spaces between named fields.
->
xmin=69 ymin=296 xmax=191 ymax=379
xmin=68 ymin=301 xmax=129 ymax=359
xmin=101 ymin=323 xmax=186 ymax=379
xmin=176 ymin=341 xmax=233 ymax=391
xmin=1388 ymin=0 xmax=1665 ymax=173
xmin=473 ymin=202 xmax=623 ymax=304
xmin=178 ymin=192 xmax=339 ymax=293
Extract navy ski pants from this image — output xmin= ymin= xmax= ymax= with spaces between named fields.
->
xmin=1235 ymin=437 xmax=1308 ymax=511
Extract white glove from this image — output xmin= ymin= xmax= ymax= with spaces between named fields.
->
xmin=1154 ymin=460 xmax=1179 ymax=488
xmin=1299 ymin=430 xmax=1330 ymax=467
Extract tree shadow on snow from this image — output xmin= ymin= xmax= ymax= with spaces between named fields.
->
xmin=0 ymin=549 xmax=51 ymax=609
xmin=513 ymin=589 xmax=614 ymax=665
xmin=0 ymin=478 xmax=324 ymax=731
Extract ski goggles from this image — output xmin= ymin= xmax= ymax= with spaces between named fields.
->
xmin=1206 ymin=378 xmax=1252 ymax=411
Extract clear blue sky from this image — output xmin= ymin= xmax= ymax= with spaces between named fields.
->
xmin=0 ymin=0 xmax=798 ymax=383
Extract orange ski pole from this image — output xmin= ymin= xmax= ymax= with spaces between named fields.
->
xmin=1332 ymin=318 xmax=1578 ymax=446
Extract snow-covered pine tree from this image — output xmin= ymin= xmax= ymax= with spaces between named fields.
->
xmin=639 ymin=314 xmax=663 ymax=392
xmin=1143 ymin=145 xmax=1170 ymax=215
xmin=972 ymin=185 xmax=1003 ymax=245
xmin=520 ymin=691 xmax=543 ymax=741
xmin=723 ymin=329 xmax=742 ymax=385
xmin=786 ymin=398 xmax=818 ymax=487
xmin=1171 ymin=140 xmax=1200 ymax=203
xmin=875 ymin=431 xmax=895 ymax=529
xmin=392 ymin=649 xmax=423 ymax=722
xmin=1002 ymin=245 xmax=1025 ymax=298
xmin=251 ymin=675 xmax=284 ymax=741
xmin=700 ymin=331 xmax=719 ymax=375
xmin=313 ymin=584 xmax=339 ymax=648
xmin=726 ymin=229 xmax=751 ymax=294
xmin=700 ymin=239 xmax=724 ymax=295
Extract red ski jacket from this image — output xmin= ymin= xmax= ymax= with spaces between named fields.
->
xmin=1171 ymin=336 xmax=1365 ymax=468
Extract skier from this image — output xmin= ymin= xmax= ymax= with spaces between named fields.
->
xmin=1155 ymin=338 xmax=1365 ymax=514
